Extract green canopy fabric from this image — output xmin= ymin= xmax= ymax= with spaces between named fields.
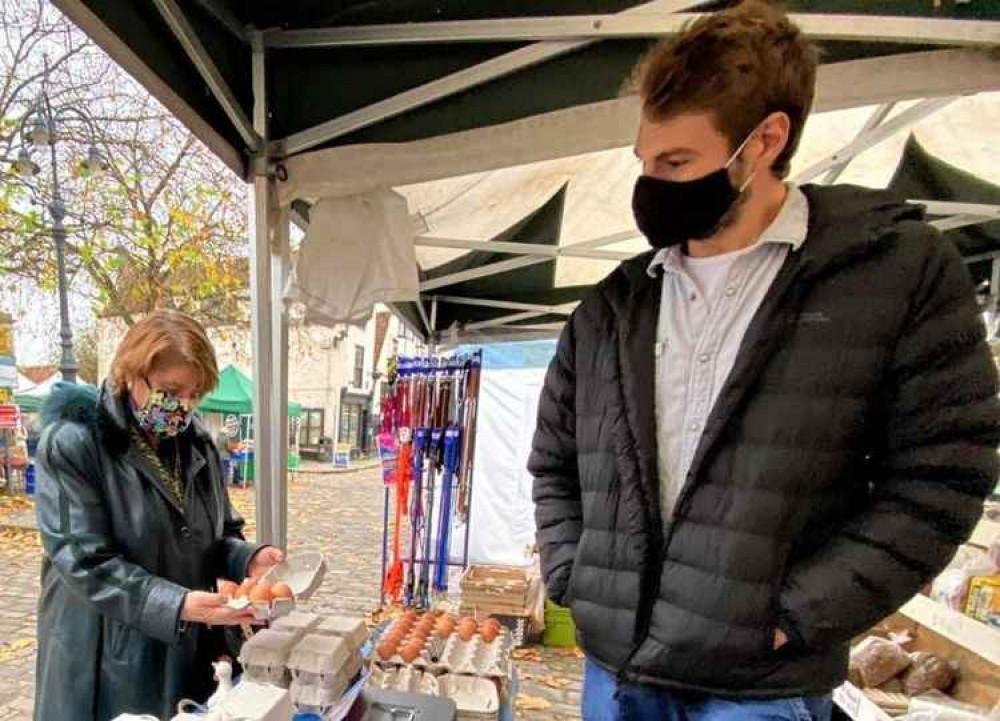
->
xmin=14 ymin=392 xmax=45 ymax=413
xmin=199 ymin=365 xmax=303 ymax=417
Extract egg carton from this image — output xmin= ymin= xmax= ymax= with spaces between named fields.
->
xmin=287 ymin=634 xmax=355 ymax=688
xmin=366 ymin=669 xmax=498 ymax=721
xmin=238 ymin=629 xmax=300 ymax=688
xmin=368 ymin=665 xmax=440 ymax=696
xmin=377 ymin=630 xmax=512 ymax=679
xmin=437 ymin=674 xmax=501 ymax=721
xmin=215 ymin=681 xmax=293 ymax=721
xmin=270 ymin=610 xmax=322 ymax=640
xmin=259 ymin=549 xmax=326 ymax=601
xmin=289 ymin=679 xmax=341 ymax=715
xmin=225 ymin=594 xmax=296 ymax=622
xmin=313 ymin=615 xmax=368 ymax=652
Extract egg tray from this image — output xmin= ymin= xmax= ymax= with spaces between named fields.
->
xmin=368 ymin=665 xmax=439 ymax=696
xmin=368 ymin=668 xmax=499 ymax=721
xmin=225 ymin=594 xmax=296 ymax=622
xmin=376 ymin=629 xmax=513 ymax=679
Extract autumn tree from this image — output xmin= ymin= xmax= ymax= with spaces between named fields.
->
xmin=0 ymin=0 xmax=249 ymax=330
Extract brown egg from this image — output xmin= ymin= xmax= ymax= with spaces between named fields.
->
xmin=236 ymin=578 xmax=256 ymax=598
xmin=400 ymin=640 xmax=422 ymax=663
xmin=218 ymin=580 xmax=239 ymax=598
xmin=271 ymin=582 xmax=294 ymax=600
xmin=249 ymin=583 xmax=273 ymax=603
xmin=418 ymin=618 xmax=435 ymax=634
xmin=481 ymin=625 xmax=499 ymax=643
xmin=376 ymin=641 xmax=396 ymax=661
xmin=458 ymin=625 xmax=475 ymax=642
xmin=403 ymin=610 xmax=418 ymax=622
xmin=458 ymin=617 xmax=477 ymax=632
xmin=482 ymin=618 xmax=502 ymax=634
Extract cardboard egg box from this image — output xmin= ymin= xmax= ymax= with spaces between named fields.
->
xmin=376 ymin=625 xmax=513 ymax=679
xmin=224 ymin=550 xmax=327 ymax=622
xmin=269 ymin=610 xmax=322 ymax=641
xmin=313 ymin=615 xmax=368 ymax=653
xmin=239 ymin=629 xmax=300 ymax=688
xmin=369 ymin=667 xmax=499 ymax=721
xmin=287 ymin=633 xmax=363 ymax=690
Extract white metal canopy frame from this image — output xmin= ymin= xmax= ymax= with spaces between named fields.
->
xmin=51 ymin=0 xmax=1000 ymax=546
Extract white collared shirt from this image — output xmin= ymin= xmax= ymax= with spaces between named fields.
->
xmin=648 ymin=184 xmax=810 ymax=525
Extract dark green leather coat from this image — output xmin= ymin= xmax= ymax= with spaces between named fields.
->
xmin=34 ymin=383 xmax=261 ymax=721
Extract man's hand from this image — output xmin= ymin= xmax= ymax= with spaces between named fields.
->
xmin=181 ymin=591 xmax=257 ymax=626
xmin=773 ymin=629 xmax=789 ymax=650
xmin=248 ymin=546 xmax=285 ymax=579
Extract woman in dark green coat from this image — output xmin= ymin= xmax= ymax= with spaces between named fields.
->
xmin=34 ymin=310 xmax=284 ymax=721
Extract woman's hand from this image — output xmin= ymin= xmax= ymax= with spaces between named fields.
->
xmin=248 ymin=546 xmax=285 ymax=580
xmin=181 ymin=591 xmax=257 ymax=626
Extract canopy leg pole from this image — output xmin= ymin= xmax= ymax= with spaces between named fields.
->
xmin=249 ymin=31 xmax=275 ymax=545
xmin=272 ymin=207 xmax=291 ymax=550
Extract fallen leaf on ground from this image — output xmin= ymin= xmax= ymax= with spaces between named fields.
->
xmin=0 ymin=637 xmax=36 ymax=663
xmin=541 ymin=675 xmax=573 ymax=689
xmin=516 ymin=695 xmax=553 ymax=711
xmin=512 ymin=648 xmax=543 ymax=662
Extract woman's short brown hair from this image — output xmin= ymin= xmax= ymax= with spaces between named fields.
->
xmin=110 ymin=309 xmax=219 ymax=398
xmin=633 ymin=0 xmax=818 ymax=178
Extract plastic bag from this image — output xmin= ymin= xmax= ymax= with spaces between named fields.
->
xmin=850 ymin=636 xmax=912 ymax=688
xmin=930 ymin=547 xmax=998 ymax=611
xmin=901 ymin=652 xmax=957 ymax=696
xmin=897 ymin=691 xmax=1000 ymax=720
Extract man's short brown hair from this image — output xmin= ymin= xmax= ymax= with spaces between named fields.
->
xmin=110 ymin=309 xmax=219 ymax=398
xmin=633 ymin=1 xmax=818 ymax=178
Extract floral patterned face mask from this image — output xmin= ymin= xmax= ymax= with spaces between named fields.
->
xmin=133 ymin=386 xmax=195 ymax=438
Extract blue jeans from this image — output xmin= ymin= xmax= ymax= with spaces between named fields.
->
xmin=582 ymin=660 xmax=833 ymax=721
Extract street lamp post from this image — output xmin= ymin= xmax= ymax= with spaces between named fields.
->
xmin=8 ymin=59 xmax=107 ymax=384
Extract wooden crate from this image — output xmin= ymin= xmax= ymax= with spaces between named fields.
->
xmin=460 ymin=565 xmax=535 ymax=617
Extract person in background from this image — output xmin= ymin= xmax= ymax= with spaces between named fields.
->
xmin=216 ymin=426 xmax=233 ymax=484
xmin=34 ymin=309 xmax=285 ymax=721
xmin=529 ymin=3 xmax=1000 ymax=720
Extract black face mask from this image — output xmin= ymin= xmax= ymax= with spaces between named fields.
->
xmin=632 ymin=170 xmax=741 ymax=249
xmin=632 ymin=131 xmax=757 ymax=249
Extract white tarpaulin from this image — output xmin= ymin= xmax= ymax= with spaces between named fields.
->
xmin=283 ymin=189 xmax=420 ymax=326
xmin=450 ymin=342 xmax=556 ymax=567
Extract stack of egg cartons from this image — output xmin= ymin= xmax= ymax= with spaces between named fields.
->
xmin=286 ymin=616 xmax=368 ymax=716
xmin=271 ymin=611 xmax=322 ymax=641
xmin=238 ymin=629 xmax=300 ymax=688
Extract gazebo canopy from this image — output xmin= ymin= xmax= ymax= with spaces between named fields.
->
xmin=52 ymin=0 xmax=1000 ymax=545
xmin=199 ymin=364 xmax=302 ymax=417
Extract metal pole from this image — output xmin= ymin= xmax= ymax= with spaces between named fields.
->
xmin=45 ymin=94 xmax=78 ymax=385
xmin=249 ymin=32 xmax=275 ymax=545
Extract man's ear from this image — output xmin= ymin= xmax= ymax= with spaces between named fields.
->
xmin=755 ymin=112 xmax=791 ymax=176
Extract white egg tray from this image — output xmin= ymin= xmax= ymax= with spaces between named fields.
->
xmin=290 ymin=655 xmax=364 ymax=715
xmin=376 ymin=630 xmax=512 ymax=679
xmin=260 ymin=549 xmax=326 ymax=600
xmin=367 ymin=669 xmax=499 ymax=721
xmin=215 ymin=681 xmax=293 ymax=721
xmin=238 ymin=629 xmax=300 ymax=688
xmin=437 ymin=674 xmax=500 ymax=721
xmin=313 ymin=615 xmax=368 ymax=651
xmin=287 ymin=634 xmax=354 ymax=688
xmin=368 ymin=665 xmax=440 ymax=696
xmin=270 ymin=610 xmax=322 ymax=640
xmin=225 ymin=594 xmax=296 ymax=622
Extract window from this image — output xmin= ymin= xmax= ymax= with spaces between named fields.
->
xmin=353 ymin=345 xmax=365 ymax=388
xmin=339 ymin=403 xmax=362 ymax=445
xmin=301 ymin=409 xmax=324 ymax=447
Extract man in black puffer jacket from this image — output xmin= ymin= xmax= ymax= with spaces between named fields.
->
xmin=529 ymin=4 xmax=1000 ymax=720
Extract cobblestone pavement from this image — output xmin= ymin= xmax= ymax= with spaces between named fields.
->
xmin=0 ymin=467 xmax=582 ymax=720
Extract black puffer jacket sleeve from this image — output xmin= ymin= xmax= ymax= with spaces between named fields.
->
xmin=778 ymin=228 xmax=1000 ymax=648
xmin=529 ymin=316 xmax=583 ymax=606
